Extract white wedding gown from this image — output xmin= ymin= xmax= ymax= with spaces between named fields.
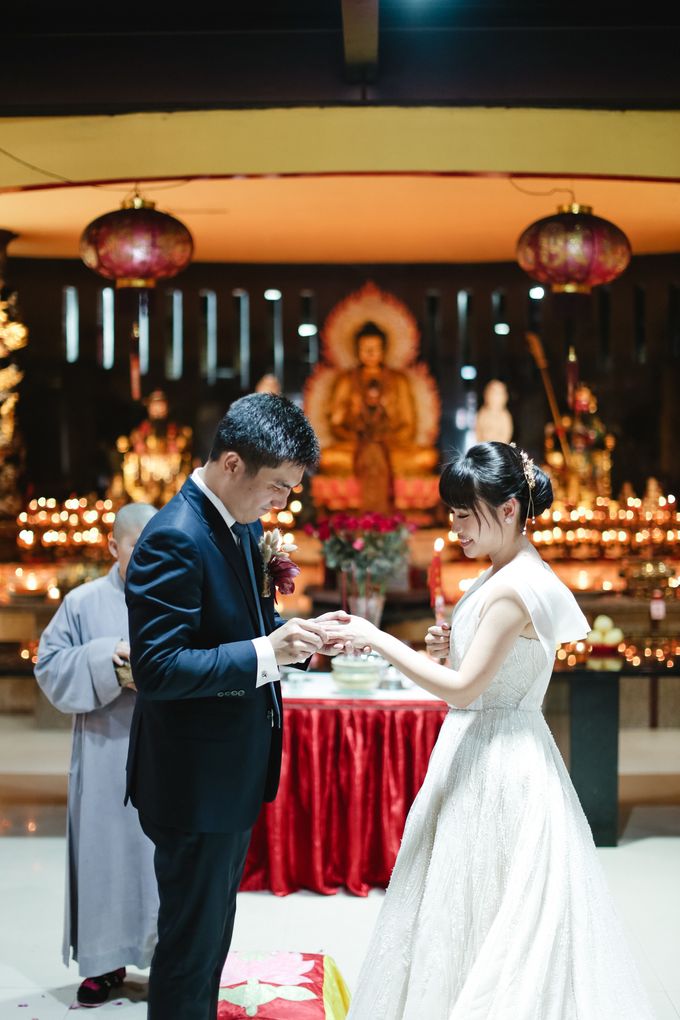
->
xmin=348 ymin=554 xmax=656 ymax=1019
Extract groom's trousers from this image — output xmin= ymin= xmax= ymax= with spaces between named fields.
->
xmin=140 ymin=814 xmax=251 ymax=1020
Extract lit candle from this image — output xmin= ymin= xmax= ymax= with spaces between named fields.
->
xmin=430 ymin=538 xmax=445 ymax=620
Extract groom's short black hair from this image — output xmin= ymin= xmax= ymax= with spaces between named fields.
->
xmin=209 ymin=393 xmax=320 ymax=475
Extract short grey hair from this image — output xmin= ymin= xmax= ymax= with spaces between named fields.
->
xmin=112 ymin=502 xmax=157 ymax=540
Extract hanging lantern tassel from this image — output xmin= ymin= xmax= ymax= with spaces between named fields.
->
xmin=129 ymin=321 xmax=141 ymax=402
xmin=517 ymin=203 xmax=631 ymax=294
xmin=115 ymin=286 xmax=146 ymax=404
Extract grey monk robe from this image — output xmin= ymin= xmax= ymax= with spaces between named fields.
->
xmin=35 ymin=565 xmax=158 ymax=977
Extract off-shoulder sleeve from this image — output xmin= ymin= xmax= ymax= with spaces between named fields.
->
xmin=504 ymin=561 xmax=590 ymax=671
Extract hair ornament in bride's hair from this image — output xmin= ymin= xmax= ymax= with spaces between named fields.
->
xmin=510 ymin=442 xmax=536 ymax=535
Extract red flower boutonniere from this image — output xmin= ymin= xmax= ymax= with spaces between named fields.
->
xmin=259 ymin=529 xmax=301 ymax=600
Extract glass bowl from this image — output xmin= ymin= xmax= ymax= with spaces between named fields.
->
xmin=330 ymin=653 xmax=387 ymax=693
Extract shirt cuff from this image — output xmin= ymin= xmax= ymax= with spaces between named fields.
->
xmin=252 ymin=636 xmax=281 ymax=687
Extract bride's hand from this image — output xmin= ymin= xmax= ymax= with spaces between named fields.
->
xmin=425 ymin=623 xmax=450 ymax=659
xmin=323 ymin=614 xmax=378 ymax=655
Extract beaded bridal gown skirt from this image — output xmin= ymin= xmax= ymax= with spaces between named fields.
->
xmin=347 ymin=559 xmax=656 ymax=1020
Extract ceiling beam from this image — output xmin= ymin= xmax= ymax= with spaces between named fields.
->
xmin=341 ymin=0 xmax=379 ymax=83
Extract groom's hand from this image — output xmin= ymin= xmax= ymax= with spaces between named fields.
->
xmin=269 ymin=617 xmax=330 ymax=665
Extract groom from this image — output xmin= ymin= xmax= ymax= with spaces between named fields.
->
xmin=125 ymin=394 xmax=344 ymax=1020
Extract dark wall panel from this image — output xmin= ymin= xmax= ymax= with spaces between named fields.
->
xmin=8 ymin=253 xmax=680 ymax=498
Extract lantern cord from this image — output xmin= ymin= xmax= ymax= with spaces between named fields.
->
xmin=0 ymin=144 xmax=73 ymax=184
xmin=508 ymin=178 xmax=576 ymax=204
xmin=0 ymin=143 xmax=193 ymax=194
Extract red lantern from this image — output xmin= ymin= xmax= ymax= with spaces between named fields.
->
xmin=516 ymin=203 xmax=631 ymax=294
xmin=79 ymin=195 xmax=193 ymax=289
xmin=80 ymin=195 xmax=193 ymax=400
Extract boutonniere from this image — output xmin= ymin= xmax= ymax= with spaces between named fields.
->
xmin=259 ymin=529 xmax=301 ymax=600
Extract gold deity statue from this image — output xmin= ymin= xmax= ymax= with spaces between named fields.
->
xmin=305 ymin=283 xmax=441 ymax=514
xmin=545 ymin=383 xmax=614 ymax=505
xmin=322 ymin=323 xmax=437 ymax=512
xmin=111 ymin=390 xmax=193 ymax=507
xmin=0 ymin=297 xmax=28 ymax=519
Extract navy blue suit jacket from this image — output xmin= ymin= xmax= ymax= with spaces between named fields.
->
xmin=125 ymin=477 xmax=284 ymax=833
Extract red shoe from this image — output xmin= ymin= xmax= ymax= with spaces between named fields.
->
xmin=76 ymin=968 xmax=126 ymax=1007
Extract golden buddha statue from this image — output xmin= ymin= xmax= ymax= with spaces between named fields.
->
xmin=305 ymin=283 xmax=441 ymax=514
xmin=322 ymin=322 xmax=438 ymax=512
xmin=111 ymin=390 xmax=193 ymax=507
xmin=325 ymin=323 xmax=435 ymax=473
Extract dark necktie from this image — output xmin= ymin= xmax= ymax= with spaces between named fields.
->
xmin=231 ymin=522 xmax=266 ymax=635
xmin=231 ymin=522 xmax=281 ymax=728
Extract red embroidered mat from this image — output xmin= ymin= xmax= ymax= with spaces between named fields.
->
xmin=218 ymin=951 xmax=350 ymax=1019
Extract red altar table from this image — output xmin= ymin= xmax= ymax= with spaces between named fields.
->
xmin=240 ymin=676 xmax=447 ymax=896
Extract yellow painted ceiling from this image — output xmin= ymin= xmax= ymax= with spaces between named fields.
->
xmin=3 ymin=108 xmax=680 ymax=186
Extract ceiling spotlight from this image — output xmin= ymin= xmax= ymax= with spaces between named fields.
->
xmin=493 ymin=323 xmax=510 ymax=336
xmin=529 ymin=286 xmax=545 ymax=300
xmin=264 ymin=288 xmax=282 ymax=301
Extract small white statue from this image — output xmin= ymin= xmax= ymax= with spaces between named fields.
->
xmin=475 ymin=380 xmax=513 ymax=445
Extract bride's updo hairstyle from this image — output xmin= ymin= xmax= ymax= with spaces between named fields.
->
xmin=439 ymin=442 xmax=553 ymax=529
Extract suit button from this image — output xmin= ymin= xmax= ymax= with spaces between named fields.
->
xmin=239 ymin=690 xmax=245 ymax=696
xmin=217 ymin=692 xmax=224 ymax=698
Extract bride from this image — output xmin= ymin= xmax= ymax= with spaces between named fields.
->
xmin=338 ymin=442 xmax=655 ymax=1020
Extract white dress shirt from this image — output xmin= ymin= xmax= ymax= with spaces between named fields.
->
xmin=191 ymin=467 xmax=280 ymax=689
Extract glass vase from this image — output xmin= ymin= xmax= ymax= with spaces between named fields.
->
xmin=348 ymin=591 xmax=386 ymax=627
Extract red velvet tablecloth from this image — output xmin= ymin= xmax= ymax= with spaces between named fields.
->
xmin=240 ymin=691 xmax=448 ymax=896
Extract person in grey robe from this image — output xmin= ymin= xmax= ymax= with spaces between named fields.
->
xmin=35 ymin=502 xmax=159 ymax=1008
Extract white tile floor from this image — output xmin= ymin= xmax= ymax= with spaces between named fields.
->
xmin=0 ymin=718 xmax=679 ymax=1018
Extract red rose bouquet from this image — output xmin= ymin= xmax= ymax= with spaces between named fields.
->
xmin=305 ymin=512 xmax=412 ymax=596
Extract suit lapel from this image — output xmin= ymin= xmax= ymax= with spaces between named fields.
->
xmin=208 ymin=523 xmax=261 ymax=629
xmin=180 ymin=479 xmax=260 ymax=632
